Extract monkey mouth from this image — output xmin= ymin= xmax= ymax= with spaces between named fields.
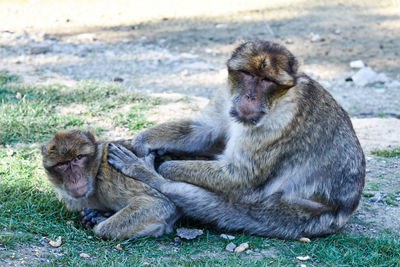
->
xmin=229 ymin=107 xmax=264 ymax=125
xmin=67 ymin=182 xmax=89 ymax=198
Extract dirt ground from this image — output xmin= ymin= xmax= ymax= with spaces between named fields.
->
xmin=0 ymin=0 xmax=399 ymax=243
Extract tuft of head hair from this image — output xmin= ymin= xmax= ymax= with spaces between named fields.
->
xmin=227 ymin=41 xmax=299 ymax=88
xmin=41 ymin=130 xmax=96 ymax=168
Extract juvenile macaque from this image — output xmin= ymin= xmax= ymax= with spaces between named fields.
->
xmin=108 ymin=41 xmax=365 ymax=239
xmin=41 ymin=130 xmax=178 ymax=239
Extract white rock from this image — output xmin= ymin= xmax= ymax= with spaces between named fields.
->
xmin=216 ymin=24 xmax=227 ymax=28
xmin=352 ymin=67 xmax=378 ymax=86
xmin=49 ymin=236 xmax=62 ymax=248
xmin=220 ymin=234 xmax=235 ymax=240
xmin=350 ymin=60 xmax=365 ymax=69
xmin=310 ymin=32 xmax=321 ymax=42
xmin=179 ymin=53 xmax=199 ymax=59
xmin=79 ymin=253 xmax=90 ymax=258
xmin=298 ymin=237 xmax=311 ymax=243
xmin=387 ymin=80 xmax=400 ymax=88
xmin=176 ymin=227 xmax=203 ymax=240
xmin=225 ymin=242 xmax=236 ymax=252
xmin=234 ymin=242 xmax=249 ymax=253
xmin=296 ymin=255 xmax=311 ymax=261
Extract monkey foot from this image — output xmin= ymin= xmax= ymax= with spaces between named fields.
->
xmin=79 ymin=208 xmax=114 ymax=229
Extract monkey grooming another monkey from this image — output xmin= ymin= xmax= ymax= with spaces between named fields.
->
xmin=108 ymin=41 xmax=365 ymax=239
xmin=41 ymin=130 xmax=179 ymax=239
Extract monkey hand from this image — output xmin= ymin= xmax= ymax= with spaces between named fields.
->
xmin=107 ymin=143 xmax=166 ymax=189
xmin=79 ymin=208 xmax=114 ymax=230
xmin=132 ymin=132 xmax=167 ymax=157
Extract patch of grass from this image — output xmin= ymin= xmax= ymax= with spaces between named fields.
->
xmin=0 ymin=80 xmax=159 ymax=145
xmin=371 ymin=147 xmax=400 ymax=158
xmin=1 ymin=146 xmax=400 ymax=265
xmin=385 ymin=193 xmax=399 ymax=206
xmin=112 ymin=105 xmax=156 ymax=132
xmin=0 ymin=69 xmax=19 ymax=84
xmin=366 ymin=182 xmax=379 ymax=191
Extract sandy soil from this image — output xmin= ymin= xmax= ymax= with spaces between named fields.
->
xmin=0 ymin=0 xmax=399 ymax=258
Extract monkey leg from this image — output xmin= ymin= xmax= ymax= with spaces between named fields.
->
xmin=93 ymin=195 xmax=179 ymax=239
xmin=145 ymin=180 xmax=343 ymax=239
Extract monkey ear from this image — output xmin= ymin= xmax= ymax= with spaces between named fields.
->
xmin=275 ymin=56 xmax=299 ymax=88
xmin=85 ymin=131 xmax=96 ymax=143
xmin=41 ymin=143 xmax=47 ymax=154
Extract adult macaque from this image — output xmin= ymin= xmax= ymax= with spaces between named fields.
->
xmin=108 ymin=41 xmax=365 ymax=239
xmin=41 ymin=130 xmax=178 ymax=239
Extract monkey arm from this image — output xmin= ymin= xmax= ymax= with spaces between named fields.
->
xmin=132 ymin=119 xmax=226 ymax=157
xmin=132 ymin=89 xmax=229 ymax=157
xmin=157 ymin=160 xmax=252 ymax=195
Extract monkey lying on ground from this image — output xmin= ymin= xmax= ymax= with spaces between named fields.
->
xmin=41 ymin=130 xmax=179 ymax=239
xmin=108 ymin=40 xmax=365 ymax=239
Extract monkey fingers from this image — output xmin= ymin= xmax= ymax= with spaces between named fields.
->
xmin=79 ymin=208 xmax=110 ymax=229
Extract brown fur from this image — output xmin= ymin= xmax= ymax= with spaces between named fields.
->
xmin=42 ymin=130 xmax=178 ymax=239
xmin=108 ymin=41 xmax=365 ymax=239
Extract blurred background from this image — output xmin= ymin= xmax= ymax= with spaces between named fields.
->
xmin=0 ymin=0 xmax=399 ymax=145
xmin=1 ymin=2 xmax=400 ymax=265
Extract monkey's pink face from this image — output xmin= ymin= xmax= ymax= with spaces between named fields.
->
xmin=53 ymin=155 xmax=92 ymax=198
xmin=230 ymin=70 xmax=278 ymax=125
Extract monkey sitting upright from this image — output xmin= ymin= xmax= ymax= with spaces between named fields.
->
xmin=41 ymin=130 xmax=179 ymax=239
xmin=107 ymin=41 xmax=366 ymax=239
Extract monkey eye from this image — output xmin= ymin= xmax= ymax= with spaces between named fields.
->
xmin=76 ymin=154 xmax=83 ymax=160
xmin=55 ymin=162 xmax=69 ymax=170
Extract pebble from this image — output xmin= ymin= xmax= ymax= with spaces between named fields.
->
xmin=79 ymin=253 xmax=90 ymax=258
xmin=370 ymin=192 xmax=382 ymax=202
xmin=176 ymin=227 xmax=203 ymax=240
xmin=225 ymin=242 xmax=236 ymax=252
xmin=220 ymin=234 xmax=235 ymax=240
xmin=299 ymin=237 xmax=311 ymax=243
xmin=350 ymin=60 xmax=365 ymax=69
xmin=296 ymin=255 xmax=311 ymax=261
xmin=234 ymin=242 xmax=249 ymax=253
xmin=28 ymin=46 xmax=51 ymax=55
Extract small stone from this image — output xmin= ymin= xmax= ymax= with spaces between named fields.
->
xmin=16 ymin=92 xmax=22 ymax=99
xmin=66 ymin=220 xmax=74 ymax=226
xmin=80 ymin=253 xmax=90 ymax=258
xmin=216 ymin=24 xmax=227 ymax=28
xmin=285 ymin=39 xmax=294 ymax=44
xmin=350 ymin=60 xmax=365 ymax=69
xmin=310 ymin=33 xmax=321 ymax=42
xmin=370 ymin=192 xmax=382 ymax=202
xmin=300 ymin=264 xmax=307 ymax=267
xmin=174 ymin=237 xmax=181 ymax=243
xmin=220 ymin=234 xmax=235 ymax=240
xmin=225 ymin=242 xmax=236 ymax=252
xmin=334 ymin=29 xmax=341 ymax=34
xmin=49 ymin=236 xmax=62 ymax=248
xmin=6 ymin=148 xmax=14 ymax=156
xmin=254 ymin=248 xmax=260 ymax=252
xmin=299 ymin=237 xmax=311 ymax=243
xmin=176 ymin=227 xmax=203 ymax=240
xmin=112 ymin=77 xmax=124 ymax=82
xmin=29 ymin=46 xmax=51 ymax=55
xmin=114 ymin=244 xmax=123 ymax=251
xmin=296 ymin=255 xmax=311 ymax=261
xmin=234 ymin=242 xmax=249 ymax=253
xmin=352 ymin=67 xmax=378 ymax=86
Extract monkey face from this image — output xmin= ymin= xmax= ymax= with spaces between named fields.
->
xmin=42 ymin=130 xmax=97 ymax=198
xmin=227 ymin=41 xmax=298 ymax=125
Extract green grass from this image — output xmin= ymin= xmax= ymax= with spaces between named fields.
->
xmin=1 ymin=147 xmax=399 ymax=265
xmin=0 ymin=78 xmax=160 ymax=145
xmin=371 ymin=147 xmax=400 ymax=158
xmin=1 ymin=70 xmax=400 ymax=265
